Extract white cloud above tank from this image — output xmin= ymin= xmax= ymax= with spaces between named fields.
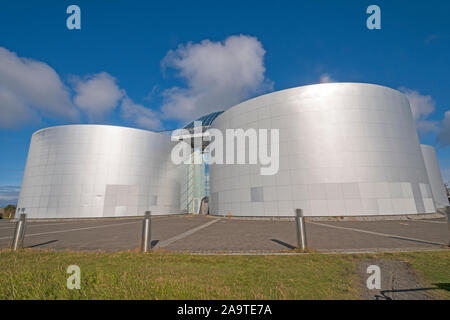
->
xmin=72 ymin=72 xmax=124 ymax=120
xmin=398 ymin=87 xmax=439 ymax=134
xmin=319 ymin=73 xmax=334 ymax=83
xmin=160 ymin=34 xmax=273 ymax=122
xmin=120 ymin=95 xmax=162 ymax=130
xmin=0 ymin=47 xmax=79 ymax=128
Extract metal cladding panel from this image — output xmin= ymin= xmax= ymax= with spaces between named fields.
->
xmin=209 ymin=83 xmax=435 ymax=217
xmin=421 ymin=145 xmax=449 ymax=209
xmin=17 ymin=125 xmax=180 ymax=218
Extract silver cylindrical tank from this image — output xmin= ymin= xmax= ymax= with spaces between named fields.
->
xmin=209 ymin=83 xmax=435 ymax=216
xmin=421 ymin=144 xmax=449 ymax=209
xmin=17 ymin=125 xmax=179 ymax=218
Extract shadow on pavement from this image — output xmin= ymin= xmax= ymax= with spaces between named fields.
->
xmin=151 ymin=240 xmax=159 ymax=249
xmin=271 ymin=239 xmax=295 ymax=250
xmin=376 ymin=287 xmax=438 ymax=300
xmin=26 ymin=240 xmax=58 ymax=248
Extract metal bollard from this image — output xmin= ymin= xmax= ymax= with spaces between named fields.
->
xmin=11 ymin=213 xmax=27 ymax=251
xmin=141 ymin=211 xmax=152 ymax=252
xmin=295 ymin=209 xmax=307 ymax=250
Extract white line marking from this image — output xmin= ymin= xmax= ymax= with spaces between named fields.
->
xmin=414 ymin=220 xmax=446 ymax=224
xmin=155 ymin=219 xmax=220 ymax=248
xmin=0 ymin=216 xmax=181 ymax=231
xmin=0 ymin=221 xmax=93 ymax=230
xmin=0 ymin=221 xmax=139 ymax=240
xmin=309 ymin=222 xmax=446 ymax=246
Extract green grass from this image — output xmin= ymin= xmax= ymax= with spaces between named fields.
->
xmin=0 ymin=249 xmax=448 ymax=300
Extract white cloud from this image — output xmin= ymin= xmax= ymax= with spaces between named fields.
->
xmin=0 ymin=47 xmax=79 ymax=128
xmin=399 ymin=87 xmax=439 ymax=134
xmin=0 ymin=36 xmax=273 ymax=130
xmin=399 ymin=87 xmax=450 ymax=151
xmin=0 ymin=87 xmax=38 ymax=128
xmin=437 ymin=111 xmax=450 ymax=148
xmin=0 ymin=186 xmax=20 ymax=206
xmin=160 ymin=34 xmax=273 ymax=122
xmin=73 ymin=72 xmax=123 ymax=120
xmin=319 ymin=74 xmax=334 ymax=83
xmin=121 ymin=96 xmax=162 ymax=130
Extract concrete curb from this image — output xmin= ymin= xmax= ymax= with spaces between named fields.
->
xmin=6 ymin=212 xmax=444 ymax=223
xmin=160 ymin=247 xmax=450 ymax=255
xmin=210 ymin=212 xmax=444 ymax=222
xmin=7 ymin=213 xmax=191 ymax=223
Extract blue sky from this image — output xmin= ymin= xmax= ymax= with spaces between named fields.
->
xmin=0 ymin=0 xmax=449 ymax=205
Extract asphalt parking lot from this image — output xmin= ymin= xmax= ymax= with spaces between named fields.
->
xmin=0 ymin=215 xmax=448 ymax=253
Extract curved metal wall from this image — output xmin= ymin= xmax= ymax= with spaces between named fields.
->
xmin=421 ymin=144 xmax=449 ymax=209
xmin=17 ymin=125 xmax=179 ymax=218
xmin=209 ymin=83 xmax=436 ymax=217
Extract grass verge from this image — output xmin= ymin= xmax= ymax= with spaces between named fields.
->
xmin=0 ymin=249 xmax=448 ymax=299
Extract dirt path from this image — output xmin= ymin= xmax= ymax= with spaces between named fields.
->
xmin=358 ymin=259 xmax=438 ymax=300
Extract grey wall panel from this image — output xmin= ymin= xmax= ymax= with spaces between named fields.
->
xmin=210 ymin=83 xmax=436 ymax=217
xmin=17 ymin=125 xmax=179 ymax=218
xmin=421 ymin=144 xmax=449 ymax=209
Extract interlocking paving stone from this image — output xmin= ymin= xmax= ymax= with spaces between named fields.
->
xmin=0 ymin=215 xmax=448 ymax=252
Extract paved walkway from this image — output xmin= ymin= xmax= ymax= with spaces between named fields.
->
xmin=358 ymin=259 xmax=439 ymax=300
xmin=0 ymin=215 xmax=448 ymax=253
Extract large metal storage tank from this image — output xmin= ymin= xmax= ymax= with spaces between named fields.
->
xmin=209 ymin=83 xmax=436 ymax=217
xmin=421 ymin=144 xmax=449 ymax=209
xmin=16 ymin=125 xmax=180 ymax=218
